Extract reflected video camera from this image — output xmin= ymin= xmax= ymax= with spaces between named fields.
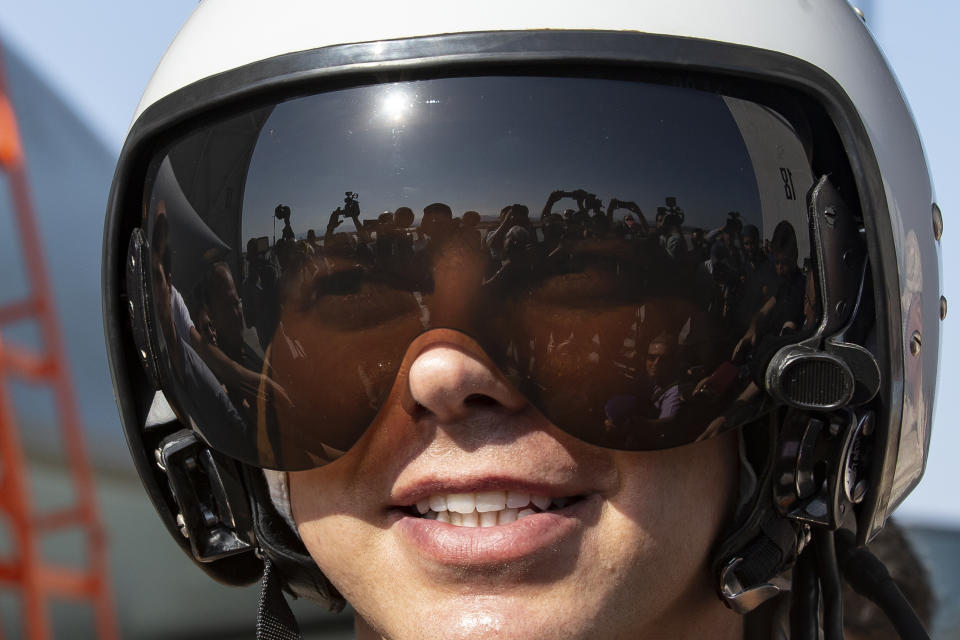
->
xmin=662 ymin=196 xmax=685 ymax=226
xmin=724 ymin=210 xmax=743 ymax=234
xmin=343 ymin=191 xmax=360 ymax=218
xmin=583 ymin=193 xmax=603 ymax=214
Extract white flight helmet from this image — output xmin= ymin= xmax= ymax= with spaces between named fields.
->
xmin=103 ymin=0 xmax=940 ymax=637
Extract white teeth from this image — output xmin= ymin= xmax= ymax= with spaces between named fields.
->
xmin=475 ymin=491 xmax=506 ymax=512
xmin=446 ymin=493 xmax=476 ymax=514
xmin=506 ymin=491 xmax=530 ymax=509
xmin=531 ymin=495 xmax=551 ymax=511
xmin=414 ymin=492 xmax=575 ymax=527
xmin=429 ymin=494 xmax=447 ymax=512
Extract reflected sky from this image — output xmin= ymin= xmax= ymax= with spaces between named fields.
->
xmin=241 ymin=76 xmax=762 ymax=241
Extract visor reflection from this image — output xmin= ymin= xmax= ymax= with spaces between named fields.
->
xmin=145 ymin=76 xmax=817 ymax=470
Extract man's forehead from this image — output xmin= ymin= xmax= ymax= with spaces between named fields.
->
xmin=648 ymin=342 xmax=671 ymax=355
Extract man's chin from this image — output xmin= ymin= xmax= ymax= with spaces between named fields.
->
xmin=365 ymin=595 xmax=592 ymax=640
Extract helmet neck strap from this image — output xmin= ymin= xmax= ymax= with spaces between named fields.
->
xmin=245 ymin=464 xmax=346 ymax=610
xmin=257 ymin=556 xmax=303 ymax=640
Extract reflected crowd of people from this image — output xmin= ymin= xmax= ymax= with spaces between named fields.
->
xmin=152 ymin=186 xmax=816 ymax=461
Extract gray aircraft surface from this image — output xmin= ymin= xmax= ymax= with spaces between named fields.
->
xmin=0 ymin=42 xmax=346 ymax=639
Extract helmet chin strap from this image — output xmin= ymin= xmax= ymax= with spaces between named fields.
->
xmin=713 ymin=414 xmax=802 ymax=614
xmin=257 ymin=556 xmax=304 ymax=640
xmin=257 ymin=471 xmax=305 ymax=639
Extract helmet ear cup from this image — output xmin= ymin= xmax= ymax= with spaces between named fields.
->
xmin=244 ymin=466 xmax=346 ymax=610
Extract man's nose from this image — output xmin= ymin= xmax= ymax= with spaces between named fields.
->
xmin=407 ymin=345 xmax=527 ymax=423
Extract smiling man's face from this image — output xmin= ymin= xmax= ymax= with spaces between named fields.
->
xmin=288 ymin=329 xmax=743 ymax=640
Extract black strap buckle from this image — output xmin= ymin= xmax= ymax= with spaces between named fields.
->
xmin=158 ymin=429 xmax=255 ymax=562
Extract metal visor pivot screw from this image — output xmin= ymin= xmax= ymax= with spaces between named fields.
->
xmin=126 ymin=227 xmax=160 ymax=388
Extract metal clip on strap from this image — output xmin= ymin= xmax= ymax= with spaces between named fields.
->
xmin=720 ymin=519 xmax=797 ymax=613
xmin=721 ymin=557 xmax=790 ymax=614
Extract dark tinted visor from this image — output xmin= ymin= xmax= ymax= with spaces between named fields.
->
xmin=143 ymin=75 xmax=816 ymax=470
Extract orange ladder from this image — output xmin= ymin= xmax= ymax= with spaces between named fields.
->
xmin=0 ymin=43 xmax=119 ymax=639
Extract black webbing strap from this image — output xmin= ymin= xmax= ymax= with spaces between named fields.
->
xmin=789 ymin=548 xmax=819 ymax=640
xmin=733 ymin=517 xmax=798 ymax=588
xmin=256 ymin=557 xmax=304 ymax=640
xmin=734 ymin=532 xmax=787 ymax=587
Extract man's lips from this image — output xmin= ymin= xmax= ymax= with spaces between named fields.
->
xmin=389 ymin=492 xmax=600 ymax=567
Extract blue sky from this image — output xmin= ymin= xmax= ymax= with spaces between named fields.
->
xmin=0 ymin=1 xmax=957 ymax=525
xmin=234 ymin=77 xmax=764 ymax=240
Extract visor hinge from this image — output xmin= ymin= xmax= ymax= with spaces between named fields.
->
xmin=765 ymin=175 xmax=880 ymax=411
xmin=158 ymin=429 xmax=256 ymax=562
xmin=773 ymin=408 xmax=874 ymax=531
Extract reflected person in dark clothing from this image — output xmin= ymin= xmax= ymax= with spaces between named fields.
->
xmin=690 ymin=227 xmax=709 ymax=262
xmin=306 ymin=228 xmax=322 ymax=254
xmin=374 ymin=211 xmax=398 ymax=260
xmin=735 ymin=223 xmax=776 ymax=334
xmin=661 ymin=212 xmax=688 ymax=262
xmin=733 ymin=220 xmax=805 ymax=360
xmin=201 ymin=263 xmax=253 ymax=364
xmin=198 ymin=260 xmax=288 ymax=419
xmin=486 ymin=203 xmax=530 ymax=257
xmin=459 ymin=210 xmax=483 ymax=251
xmin=243 ymin=237 xmax=279 ymax=350
xmin=483 ymin=225 xmax=537 ymax=288
xmin=740 ymin=224 xmax=765 ymax=274
xmin=603 ymin=332 xmax=684 ymax=438
xmin=421 ymin=202 xmax=455 ymax=250
xmin=393 ymin=206 xmax=416 ymax=258
xmin=276 ymin=204 xmax=295 ymax=241
xmin=151 ymin=212 xmax=249 ymax=446
xmin=153 ymin=208 xmax=283 ymax=418
xmin=606 ymin=198 xmax=650 ymax=236
xmin=645 ymin=332 xmax=683 ymax=419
